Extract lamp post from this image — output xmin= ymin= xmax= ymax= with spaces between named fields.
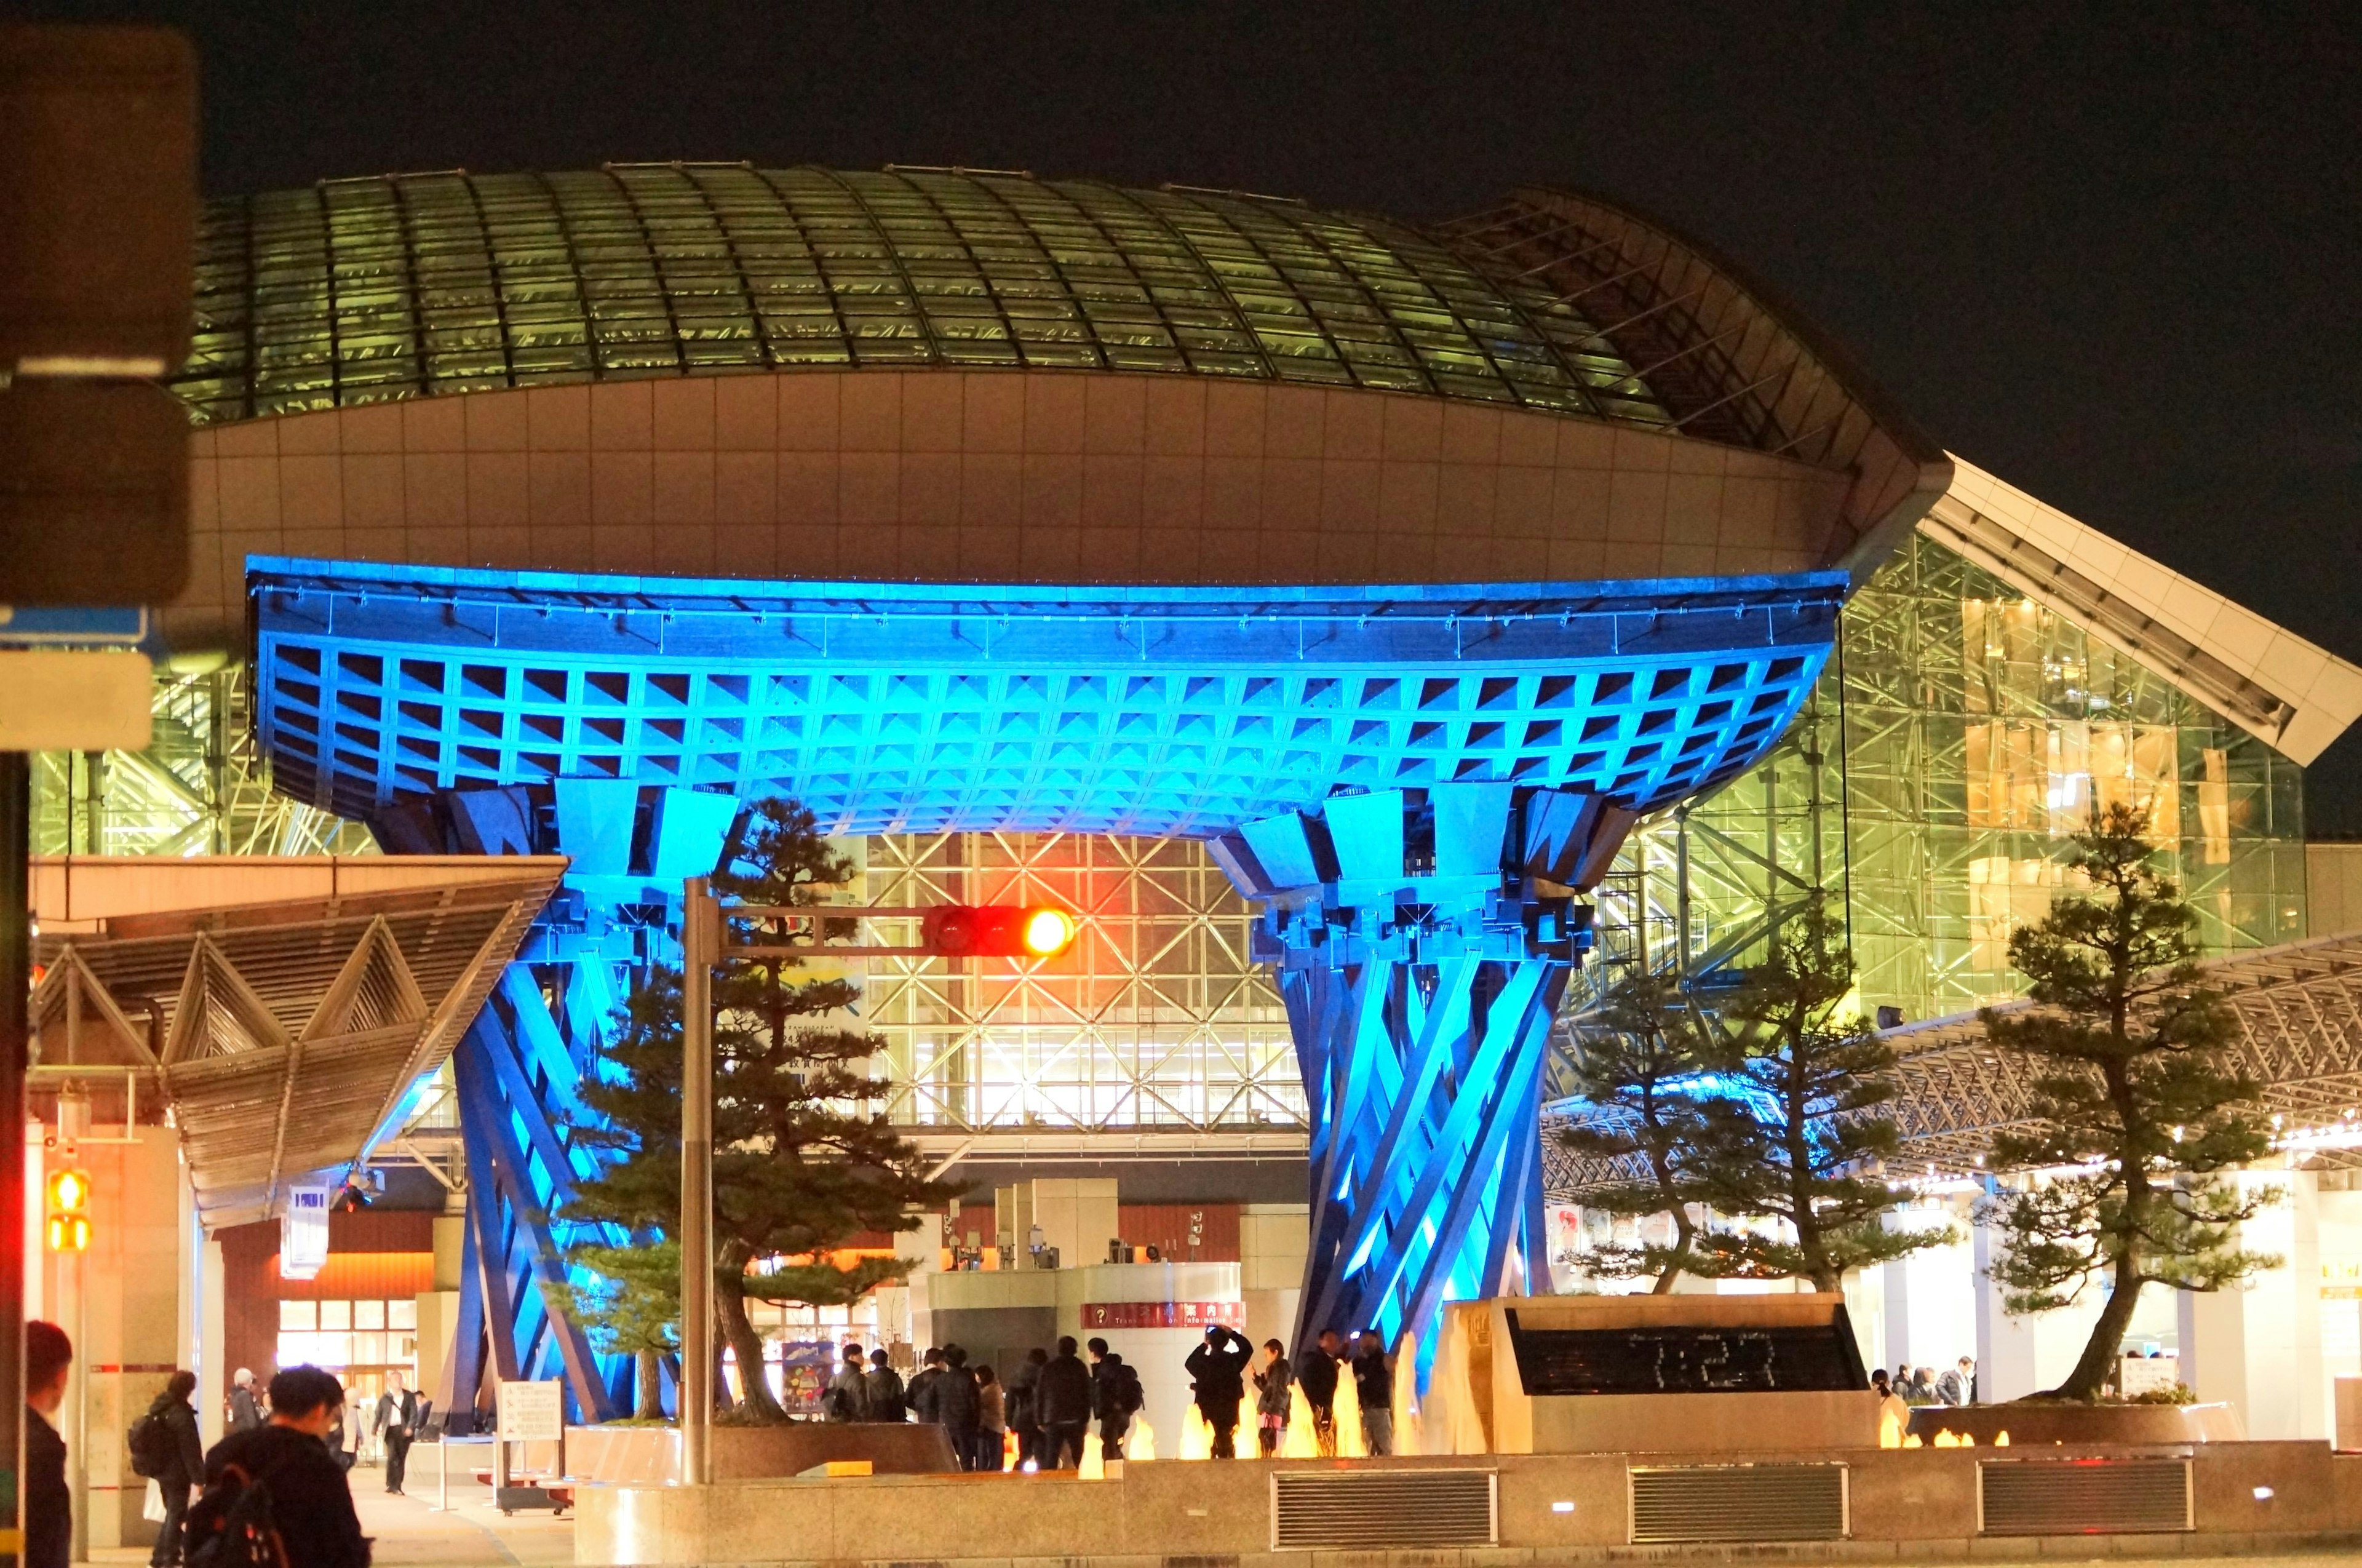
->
xmin=678 ymin=878 xmax=717 ymax=1487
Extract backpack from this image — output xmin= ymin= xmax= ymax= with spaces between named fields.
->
xmin=127 ymin=1408 xmax=173 ymax=1479
xmin=183 ymin=1462 xmax=290 ymax=1568
xmin=1112 ymin=1366 xmax=1144 ymax=1417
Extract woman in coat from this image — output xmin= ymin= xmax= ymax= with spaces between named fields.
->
xmin=1253 ymin=1340 xmax=1292 ymax=1457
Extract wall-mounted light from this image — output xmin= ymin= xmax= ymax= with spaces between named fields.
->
xmin=1551 ymin=1501 xmax=1576 ymax=1514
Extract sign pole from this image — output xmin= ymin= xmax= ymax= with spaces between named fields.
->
xmin=0 ymin=755 xmax=23 ymax=1567
xmin=678 ymin=878 xmax=715 ymax=1487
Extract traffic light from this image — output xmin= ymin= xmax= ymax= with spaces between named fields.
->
xmin=920 ymin=904 xmax=1080 ymax=959
xmin=44 ymin=1167 xmax=89 ymax=1252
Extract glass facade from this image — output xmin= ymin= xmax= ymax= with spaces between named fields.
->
xmin=175 ymin=167 xmax=1685 ymax=430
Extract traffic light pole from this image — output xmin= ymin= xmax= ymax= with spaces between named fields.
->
xmin=677 ymin=879 xmax=715 ymax=1487
xmin=0 ymin=754 xmax=28 ymax=1568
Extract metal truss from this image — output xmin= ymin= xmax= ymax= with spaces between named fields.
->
xmin=31 ymin=663 xmax=373 ymax=859
xmin=1212 ymin=783 xmax=1629 ymax=1356
xmin=857 ymin=831 xmax=1304 ymax=1135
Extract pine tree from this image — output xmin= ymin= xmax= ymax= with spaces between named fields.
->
xmin=565 ymin=798 xmax=960 ymax=1423
xmin=1684 ymin=912 xmax=1950 ymax=1291
xmin=554 ymin=1240 xmax=680 ymax=1420
xmin=1981 ymin=801 xmax=2279 ymax=1401
xmin=1556 ymin=974 xmax=1724 ymax=1292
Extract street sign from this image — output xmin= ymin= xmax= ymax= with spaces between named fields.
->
xmin=0 ymin=25 xmax=197 ymax=374
xmin=279 ymin=1183 xmax=330 ymax=1281
xmin=0 ymin=650 xmax=150 ymax=750
xmin=0 ymin=378 xmax=189 ymax=605
xmin=498 ymin=1379 xmax=564 ymax=1442
xmin=0 ymin=605 xmax=146 ymax=645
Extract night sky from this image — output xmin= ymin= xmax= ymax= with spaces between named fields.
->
xmin=42 ymin=2 xmax=2362 ymax=832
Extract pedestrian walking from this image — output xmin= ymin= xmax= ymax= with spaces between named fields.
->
xmin=376 ymin=1370 xmax=419 ymax=1494
xmin=826 ymin=1345 xmax=869 ymax=1422
xmin=25 ymin=1321 xmax=71 ymax=1568
xmin=865 ymin=1347 xmax=907 ymax=1422
xmin=1036 ymin=1337 xmax=1093 ymax=1469
xmin=976 ymin=1364 xmax=1007 ymax=1472
xmin=937 ymin=1346 xmax=982 ymax=1470
xmin=1185 ymin=1324 xmax=1253 ymax=1459
xmin=187 ymin=1364 xmax=368 ymax=1568
xmin=226 ymin=1367 xmax=264 ymax=1433
xmin=130 ymin=1369 xmax=204 ymax=1567
xmin=1253 ymin=1339 xmax=1292 ymax=1457
xmin=1351 ymin=1329 xmax=1394 ymax=1455
xmin=1093 ymin=1351 xmax=1143 ymax=1461
xmin=1937 ymin=1356 xmax=1973 ymax=1406
xmin=1008 ymin=1348 xmax=1046 ymax=1467
xmin=1297 ymin=1329 xmax=1343 ymax=1456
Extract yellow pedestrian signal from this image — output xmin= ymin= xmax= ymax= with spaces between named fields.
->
xmin=46 ymin=1167 xmax=89 ymax=1252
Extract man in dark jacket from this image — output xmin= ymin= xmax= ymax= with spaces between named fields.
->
xmin=906 ymin=1347 xmax=946 ymax=1423
xmin=1034 ymin=1337 xmax=1093 ymax=1469
xmin=1297 ymin=1329 xmax=1343 ymax=1456
xmin=1092 ymin=1351 xmax=1142 ymax=1461
xmin=25 ymin=1321 xmax=71 ymax=1568
xmin=376 ymin=1370 xmax=419 ymax=1494
xmin=1005 ymin=1349 xmax=1045 ymax=1467
xmin=864 ymin=1348 xmax=906 ymax=1422
xmin=934 ymin=1346 xmax=982 ymax=1470
xmin=145 ymin=1369 xmax=207 ymax=1566
xmin=190 ymin=1364 xmax=367 ymax=1568
xmin=1184 ymin=1324 xmax=1254 ymax=1459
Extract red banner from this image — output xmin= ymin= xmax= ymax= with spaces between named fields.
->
xmin=1080 ymin=1300 xmax=1245 ymax=1330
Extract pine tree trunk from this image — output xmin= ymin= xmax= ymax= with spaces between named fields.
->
xmin=714 ymin=1251 xmax=785 ymax=1422
xmin=1651 ymin=1207 xmax=1696 ymax=1294
xmin=636 ymin=1348 xmax=663 ymax=1420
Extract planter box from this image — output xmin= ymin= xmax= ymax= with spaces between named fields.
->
xmin=567 ymin=1421 xmax=961 ymax=1483
xmin=1907 ymin=1401 xmax=2243 ymax=1446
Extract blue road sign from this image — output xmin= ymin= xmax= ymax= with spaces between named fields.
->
xmin=0 ymin=605 xmax=148 ymax=645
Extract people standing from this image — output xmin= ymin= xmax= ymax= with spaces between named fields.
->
xmin=1872 ymin=1369 xmax=1911 ymax=1438
xmin=864 ymin=1347 xmax=906 ymax=1422
xmin=187 ymin=1365 xmax=368 ymax=1568
xmin=376 ymin=1369 xmax=419 ymax=1494
xmin=1352 ymin=1330 xmax=1394 ymax=1456
xmin=1008 ymin=1347 xmax=1046 ymax=1467
xmin=1910 ymin=1366 xmax=1939 ymax=1405
xmin=1092 ymin=1351 xmax=1142 ymax=1462
xmin=137 ymin=1369 xmax=205 ymax=1568
xmin=936 ymin=1346 xmax=982 ymax=1471
xmin=1253 ymin=1339 xmax=1292 ymax=1457
xmin=1297 ymin=1329 xmax=1343 ymax=1456
xmin=907 ymin=1347 xmax=947 ymax=1425
xmin=826 ymin=1345 xmax=869 ymax=1422
xmin=227 ymin=1367 xmax=265 ymax=1433
xmin=25 ymin=1321 xmax=72 ymax=1568
xmin=975 ymin=1365 xmax=1007 ymax=1473
xmin=1185 ymin=1324 xmax=1253 ymax=1459
xmin=1938 ymin=1356 xmax=1974 ymax=1406
xmin=1035 ymin=1337 xmax=1092 ymax=1469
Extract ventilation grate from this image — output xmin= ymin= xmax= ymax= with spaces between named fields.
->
xmin=1979 ymin=1459 xmax=2192 ymax=1535
xmin=1628 ymin=1464 xmax=1848 ymax=1543
xmin=1270 ymin=1470 xmax=1497 ymax=1551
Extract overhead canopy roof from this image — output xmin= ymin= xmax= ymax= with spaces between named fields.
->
xmin=30 ymin=857 xmax=563 ymax=1228
xmin=1923 ymin=458 xmax=2362 ymax=765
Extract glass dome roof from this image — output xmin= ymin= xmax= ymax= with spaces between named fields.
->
xmin=176 ymin=164 xmax=1696 ymax=431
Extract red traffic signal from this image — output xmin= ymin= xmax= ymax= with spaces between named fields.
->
xmin=920 ymin=904 xmax=1078 ymax=959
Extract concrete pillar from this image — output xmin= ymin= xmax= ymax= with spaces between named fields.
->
xmin=199 ymin=1236 xmax=226 ymax=1450
xmin=2178 ymin=1168 xmax=2324 ymax=1439
xmin=1882 ymin=1207 xmax=1974 ymax=1375
xmin=1973 ymin=1196 xmax=2105 ymax=1400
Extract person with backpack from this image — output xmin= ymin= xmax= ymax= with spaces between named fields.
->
xmin=1091 ymin=1351 xmax=1142 ymax=1462
xmin=130 ymin=1370 xmax=205 ymax=1566
xmin=862 ymin=1348 xmax=905 ymax=1422
xmin=1034 ymin=1338 xmax=1092 ymax=1470
xmin=186 ymin=1365 xmax=367 ymax=1568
